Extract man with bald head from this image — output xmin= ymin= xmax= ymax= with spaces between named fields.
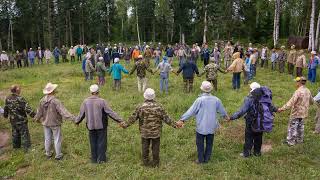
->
xmin=3 ymin=85 xmax=36 ymax=151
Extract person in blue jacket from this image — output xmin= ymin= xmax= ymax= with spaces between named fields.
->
xmin=176 ymin=58 xmax=199 ymax=93
xmin=308 ymin=51 xmax=319 ymax=83
xmin=53 ymin=47 xmax=61 ymax=64
xmin=109 ymin=58 xmax=129 ymax=90
xmin=202 ymin=44 xmax=210 ymax=67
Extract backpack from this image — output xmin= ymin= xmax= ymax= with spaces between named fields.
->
xmin=251 ymin=86 xmax=274 ymax=133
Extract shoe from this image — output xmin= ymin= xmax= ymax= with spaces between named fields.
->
xmin=282 ymin=140 xmax=294 ymax=147
xmin=239 ymin=153 xmax=250 ymax=158
xmin=55 ymin=156 xmax=63 ymax=161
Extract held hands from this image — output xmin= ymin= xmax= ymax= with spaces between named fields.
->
xmin=175 ymin=120 xmax=185 ymax=128
xmin=119 ymin=121 xmax=127 ymax=129
xmin=277 ymin=108 xmax=284 ymax=113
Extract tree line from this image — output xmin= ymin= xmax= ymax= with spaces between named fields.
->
xmin=0 ymin=0 xmax=318 ymax=51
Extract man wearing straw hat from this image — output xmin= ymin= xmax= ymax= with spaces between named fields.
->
xmin=176 ymin=81 xmax=228 ymax=164
xmin=75 ymin=84 xmax=126 ymax=163
xmin=35 ymin=83 xmax=76 ymax=160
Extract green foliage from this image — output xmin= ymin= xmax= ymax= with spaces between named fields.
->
xmin=0 ymin=56 xmax=320 ymax=179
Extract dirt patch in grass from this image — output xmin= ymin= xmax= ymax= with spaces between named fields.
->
xmin=0 ymin=130 xmax=10 ymax=148
xmin=262 ymin=140 xmax=273 ymax=153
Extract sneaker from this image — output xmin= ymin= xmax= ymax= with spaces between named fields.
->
xmin=239 ymin=153 xmax=250 ymax=158
xmin=55 ymin=156 xmax=63 ymax=161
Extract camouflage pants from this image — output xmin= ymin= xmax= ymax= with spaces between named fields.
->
xmin=207 ymin=79 xmax=218 ymax=91
xmin=279 ymin=60 xmax=285 ymax=73
xmin=183 ymin=78 xmax=194 ymax=93
xmin=286 ymin=118 xmax=304 ymax=145
xmin=11 ymin=122 xmax=31 ymax=149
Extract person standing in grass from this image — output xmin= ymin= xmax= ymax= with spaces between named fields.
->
xmin=153 ymin=47 xmax=162 ymax=67
xmin=278 ymin=77 xmax=313 ymax=146
xmin=28 ymin=48 xmax=36 ymax=66
xmin=229 ymin=82 xmax=278 ymax=157
xmin=270 ymin=49 xmax=278 ymax=71
xmin=144 ymin=45 xmax=153 ymax=66
xmin=68 ymin=46 xmax=76 ymax=63
xmin=307 ymin=51 xmax=319 ymax=83
xmin=249 ymin=49 xmax=257 ymax=77
xmin=278 ymin=46 xmax=287 ymax=73
xmin=130 ymin=55 xmax=154 ymax=92
xmin=176 ymin=81 xmax=228 ymax=164
xmin=154 ymin=56 xmax=174 ymax=94
xmin=109 ymin=57 xmax=129 ymax=90
xmin=295 ymin=50 xmax=307 ymax=77
xmin=53 ymin=47 xmax=61 ymax=64
xmin=85 ymin=54 xmax=95 ymax=81
xmin=36 ymin=47 xmax=44 ymax=65
xmin=287 ymin=45 xmax=297 ymax=76
xmin=96 ymin=57 xmax=109 ymax=86
xmin=166 ymin=44 xmax=175 ymax=65
xmin=61 ymin=45 xmax=68 ymax=63
xmin=3 ymin=85 xmax=36 ymax=151
xmin=176 ymin=58 xmax=200 ymax=93
xmin=202 ymin=44 xmax=210 ymax=67
xmin=76 ymin=45 xmax=83 ymax=62
xmin=123 ymin=88 xmax=178 ymax=167
xmin=313 ymin=90 xmax=320 ymax=134
xmin=35 ymin=83 xmax=76 ymax=160
xmin=199 ymin=60 xmax=226 ymax=91
xmin=244 ymin=52 xmax=252 ymax=85
xmin=132 ymin=46 xmax=140 ymax=62
xmin=260 ymin=46 xmax=268 ymax=68
xmin=44 ymin=48 xmax=52 ymax=64
xmin=227 ymin=52 xmax=245 ymax=90
xmin=15 ymin=50 xmax=22 ymax=68
xmin=75 ymin=84 xmax=125 ymax=164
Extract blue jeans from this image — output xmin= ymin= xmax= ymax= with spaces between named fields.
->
xmin=29 ymin=58 xmax=34 ymax=66
xmin=85 ymin=72 xmax=93 ymax=81
xmin=232 ymin=72 xmax=241 ymax=89
xmin=308 ymin=69 xmax=316 ymax=83
xmin=160 ymin=77 xmax=169 ymax=94
xmin=196 ymin=132 xmax=214 ymax=163
xmin=179 ymin=57 xmax=185 ymax=67
xmin=154 ymin=57 xmax=160 ymax=67
xmin=250 ymin=64 xmax=256 ymax=77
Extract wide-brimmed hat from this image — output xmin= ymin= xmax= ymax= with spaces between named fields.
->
xmin=43 ymin=83 xmax=58 ymax=95
xmin=144 ymin=88 xmax=155 ymax=100
xmin=90 ymin=84 xmax=99 ymax=93
xmin=250 ymin=82 xmax=261 ymax=92
xmin=200 ymin=81 xmax=213 ymax=93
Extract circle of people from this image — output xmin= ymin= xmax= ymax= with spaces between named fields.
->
xmin=1 ymin=41 xmax=320 ymax=167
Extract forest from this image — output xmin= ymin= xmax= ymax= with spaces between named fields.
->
xmin=0 ymin=0 xmax=318 ymax=50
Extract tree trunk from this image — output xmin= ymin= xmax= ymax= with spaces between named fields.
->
xmin=81 ymin=7 xmax=85 ymax=44
xmin=107 ymin=4 xmax=111 ymax=41
xmin=121 ymin=18 xmax=124 ymax=41
xmin=309 ymin=0 xmax=316 ymax=51
xmin=203 ymin=2 xmax=208 ymax=44
xmin=273 ymin=0 xmax=281 ymax=48
xmin=152 ymin=20 xmax=155 ymax=43
xmin=135 ymin=6 xmax=141 ymax=46
xmin=0 ymin=38 xmax=2 ymax=51
xmin=65 ymin=11 xmax=69 ymax=47
xmin=48 ymin=0 xmax=52 ymax=49
xmin=315 ymin=11 xmax=320 ymax=50
xmin=68 ymin=10 xmax=73 ymax=46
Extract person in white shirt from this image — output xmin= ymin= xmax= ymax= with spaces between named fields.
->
xmin=44 ymin=48 xmax=52 ymax=64
xmin=1 ymin=51 xmax=9 ymax=70
xmin=68 ymin=46 xmax=76 ymax=63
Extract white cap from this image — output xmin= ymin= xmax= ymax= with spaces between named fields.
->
xmin=311 ymin=51 xmax=317 ymax=55
xmin=200 ymin=81 xmax=213 ymax=93
xmin=98 ymin=57 xmax=103 ymax=61
xmin=114 ymin=58 xmax=120 ymax=63
xmin=43 ymin=83 xmax=58 ymax=95
xmin=250 ymin=82 xmax=261 ymax=92
xmin=138 ymin=55 xmax=143 ymax=59
xmin=90 ymin=84 xmax=99 ymax=93
xmin=144 ymin=88 xmax=155 ymax=100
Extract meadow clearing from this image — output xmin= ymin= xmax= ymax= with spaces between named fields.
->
xmin=0 ymin=58 xmax=320 ymax=179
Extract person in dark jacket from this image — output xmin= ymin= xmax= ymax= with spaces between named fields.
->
xmin=176 ymin=59 xmax=199 ymax=93
xmin=202 ymin=44 xmax=210 ymax=67
xmin=229 ymin=82 xmax=278 ymax=158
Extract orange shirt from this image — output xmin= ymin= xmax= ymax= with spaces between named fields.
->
xmin=132 ymin=49 xmax=140 ymax=59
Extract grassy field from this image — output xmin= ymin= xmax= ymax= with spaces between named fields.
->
xmin=0 ymin=58 xmax=320 ymax=179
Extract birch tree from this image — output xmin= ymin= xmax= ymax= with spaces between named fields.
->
xmin=315 ymin=11 xmax=320 ymax=50
xmin=308 ymin=0 xmax=316 ymax=51
xmin=203 ymin=2 xmax=208 ymax=44
xmin=273 ymin=0 xmax=281 ymax=48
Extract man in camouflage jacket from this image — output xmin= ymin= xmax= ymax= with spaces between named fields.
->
xmin=123 ymin=88 xmax=177 ymax=167
xmin=129 ymin=55 xmax=154 ymax=92
xmin=199 ymin=62 xmax=226 ymax=91
xmin=278 ymin=46 xmax=287 ymax=73
xmin=3 ymin=85 xmax=36 ymax=150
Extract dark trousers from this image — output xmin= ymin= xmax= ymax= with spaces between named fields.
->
xmin=183 ymin=78 xmax=194 ymax=93
xmin=261 ymin=59 xmax=268 ymax=68
xmin=196 ymin=132 xmax=214 ymax=163
xmin=77 ymin=54 xmax=82 ymax=62
xmin=89 ymin=128 xmax=107 ymax=163
xmin=296 ymin=67 xmax=303 ymax=77
xmin=232 ymin=72 xmax=241 ymax=89
xmin=141 ymin=137 xmax=160 ymax=167
xmin=243 ymin=127 xmax=263 ymax=157
xmin=251 ymin=64 xmax=256 ymax=77
xmin=71 ymin=56 xmax=75 ymax=62
xmin=11 ymin=122 xmax=31 ymax=150
xmin=203 ymin=58 xmax=209 ymax=67
xmin=288 ymin=63 xmax=294 ymax=75
xmin=17 ymin=60 xmax=22 ymax=68
xmin=208 ymin=79 xmax=217 ymax=91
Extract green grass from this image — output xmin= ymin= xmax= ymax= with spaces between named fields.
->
xmin=0 ymin=58 xmax=320 ymax=179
